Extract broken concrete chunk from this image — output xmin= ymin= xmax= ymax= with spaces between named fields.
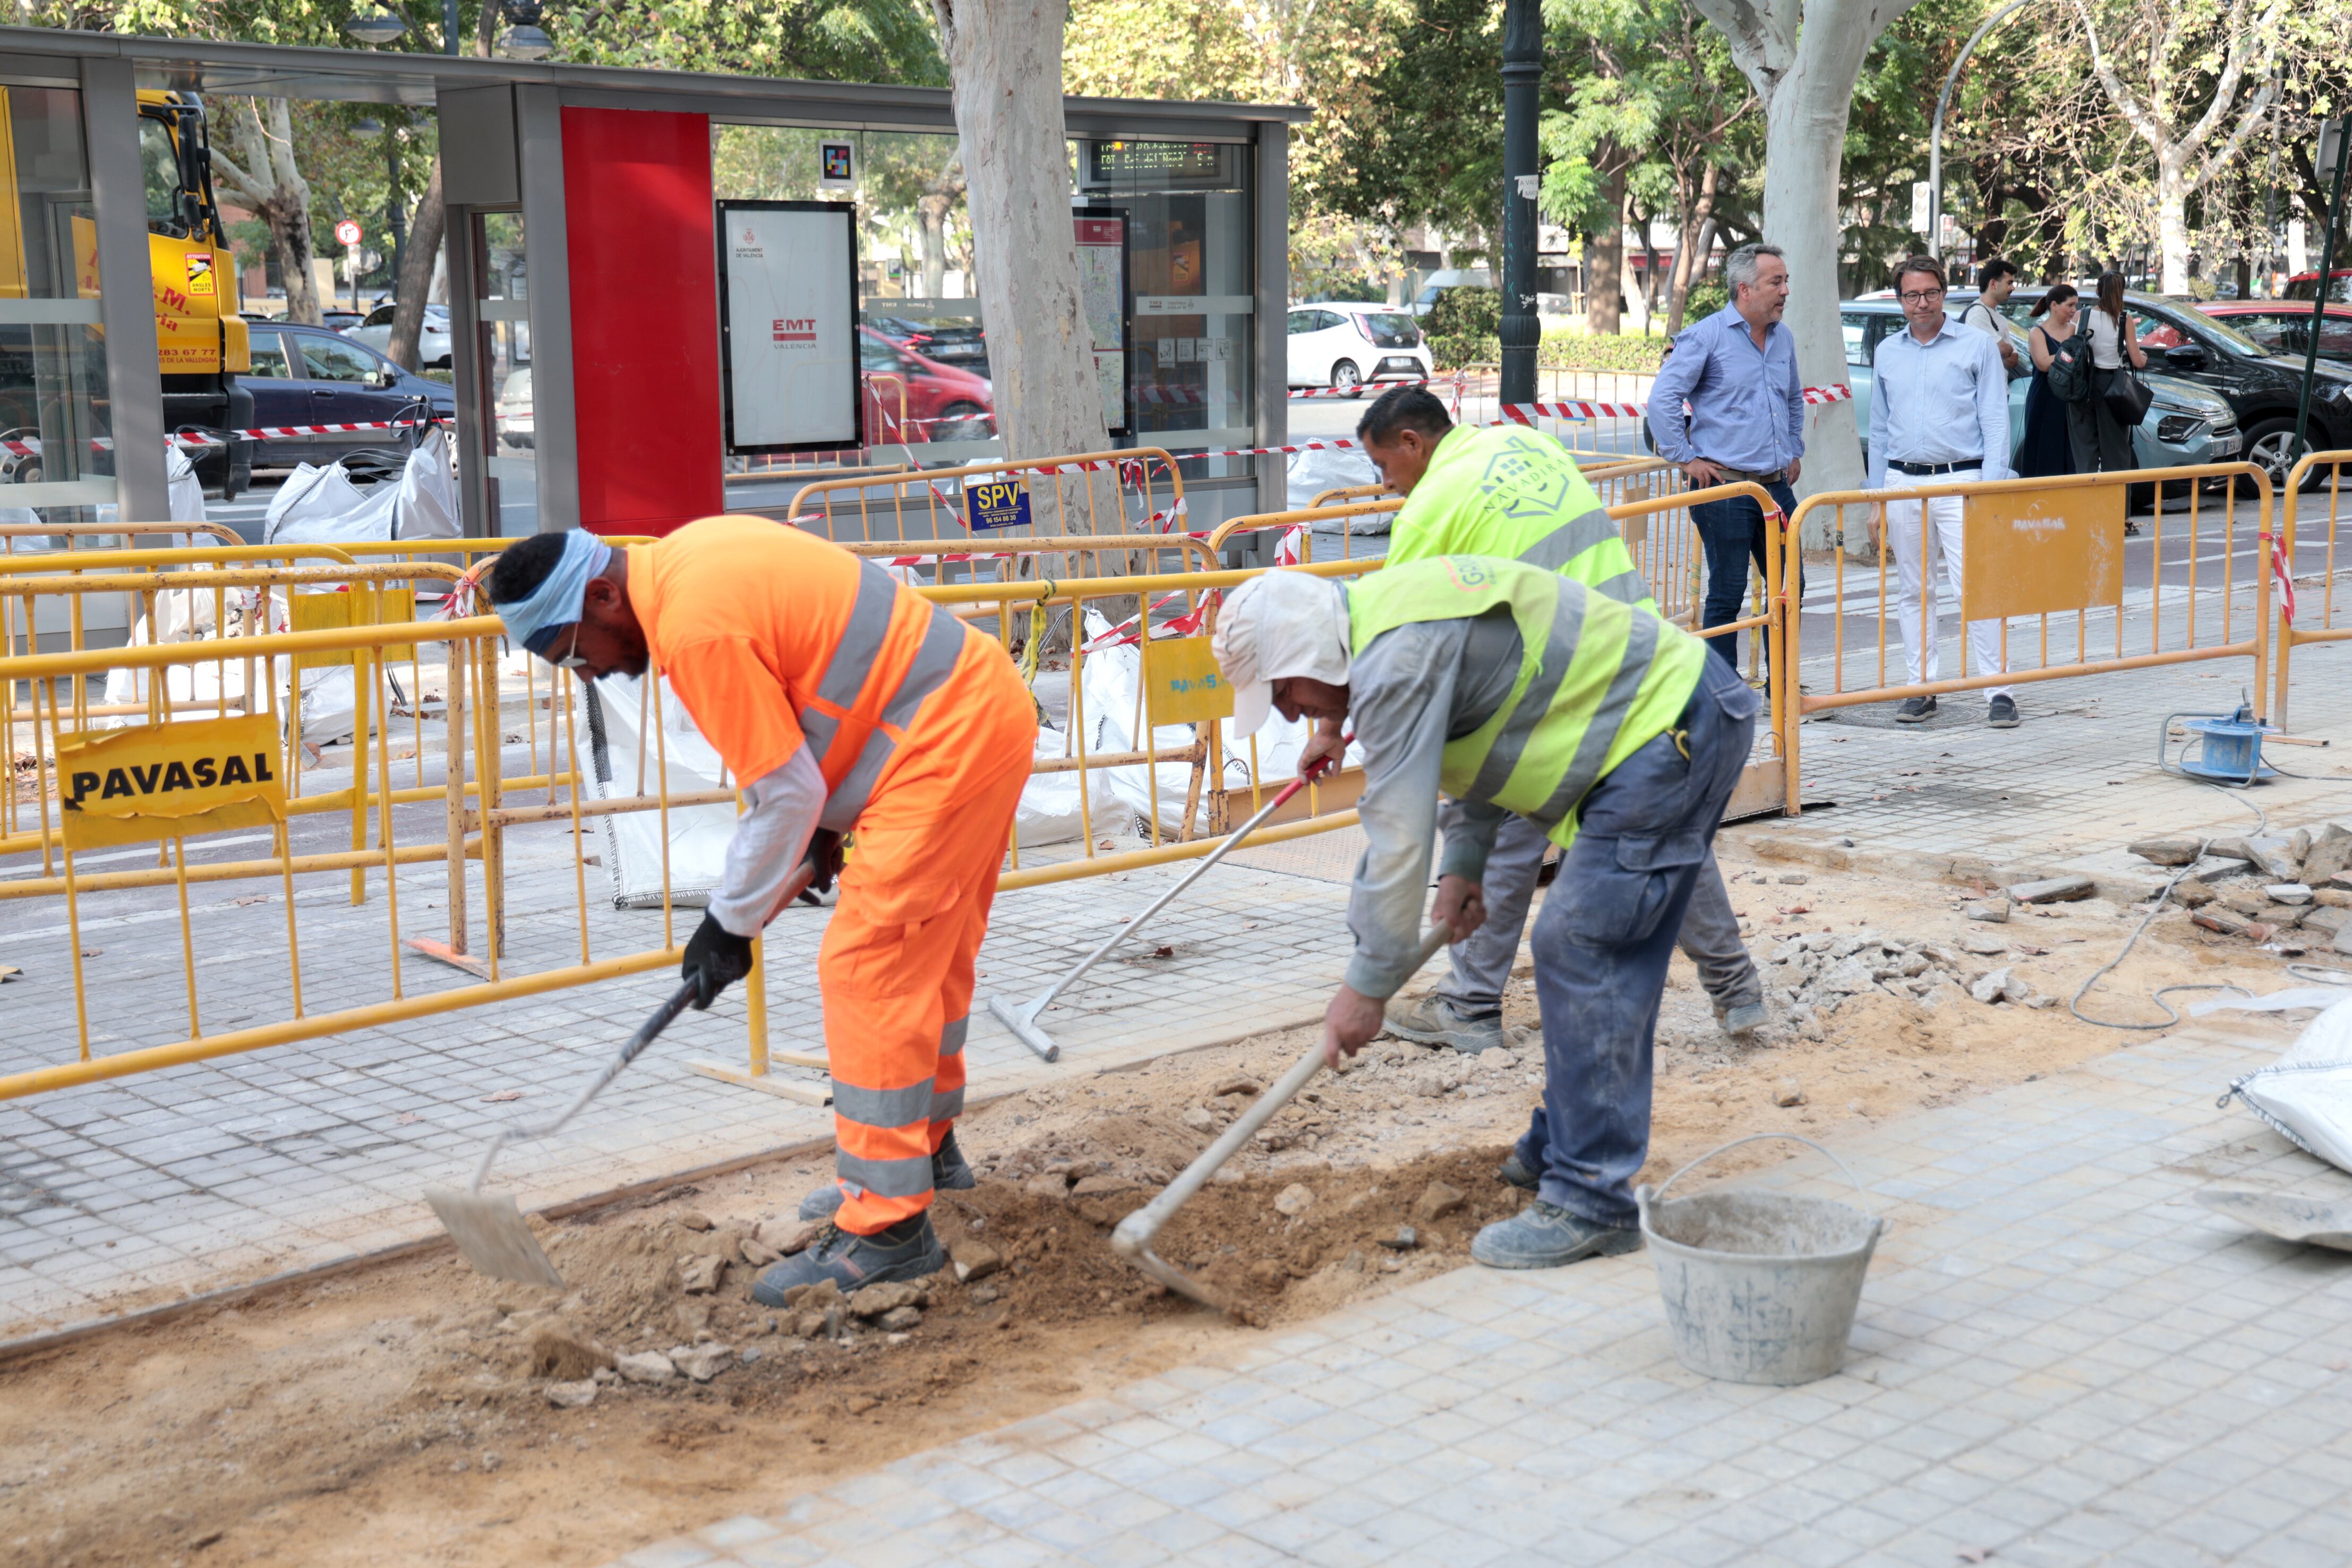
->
xmin=676 ymin=1211 xmax=715 ymax=1232
xmin=2191 ymin=909 xmax=2251 ymax=937
xmin=675 ymin=1344 xmax=733 ymax=1383
xmin=2024 ymin=994 xmax=2059 ymax=1010
xmin=2220 ymin=891 xmax=2270 ymax=919
xmin=1960 ymin=932 xmax=2008 ymax=956
xmin=1777 ymin=871 xmax=1810 ymax=885
xmin=848 ymin=1281 xmax=927 ymax=1319
xmin=1274 ymin=1183 xmax=1318 ymax=1217
xmin=877 ymin=1305 xmax=923 ymax=1333
xmin=679 ymin=1253 xmax=726 ymax=1295
xmin=2268 ymin=884 xmax=2314 ymax=905
xmin=1818 ymin=957 xmax=1878 ymax=996
xmin=2007 ymin=875 xmax=2094 ymax=904
xmin=1963 ymin=901 xmax=2011 ymax=924
xmin=1380 ymin=1226 xmax=1419 ymax=1251
xmin=1023 ymin=1175 xmax=1071 ymax=1199
xmin=2302 ymin=906 xmax=2352 ymax=937
xmin=1181 ymin=1106 xmax=1218 ymax=1132
xmin=1413 ymin=1181 xmax=1466 ymax=1223
xmin=2302 ymin=825 xmax=2352 ymax=884
xmin=1969 ymin=967 xmax=2014 ymax=1004
xmin=2258 ymin=904 xmax=2308 ymax=929
xmin=1999 ymin=972 xmax=2033 ymax=1004
xmin=781 ymin=1278 xmax=841 ymax=1309
xmin=753 ymin=1216 xmax=821 ymax=1256
xmin=1213 ymin=1076 xmax=1264 ymax=1099
xmin=544 ymin=1380 xmax=598 ymax=1409
xmin=2170 ymin=878 xmax=2216 ymax=908
xmin=950 ymin=1240 xmax=1002 ymax=1283
xmin=1773 ymin=1079 xmax=1806 ymax=1108
xmin=615 ymin=1350 xmax=677 ymax=1385
xmin=2128 ymin=837 xmax=2203 ymax=867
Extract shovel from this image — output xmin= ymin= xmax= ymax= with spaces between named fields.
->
xmin=1111 ymin=924 xmax=1453 ymax=1312
xmin=426 ymin=862 xmax=823 ymax=1286
xmin=989 ymin=748 xmax=1350 ymax=1063
xmin=425 ymin=979 xmax=703 ymax=1288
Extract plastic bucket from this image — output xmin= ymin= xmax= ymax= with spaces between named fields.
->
xmin=1636 ymin=1134 xmax=1884 ymax=1386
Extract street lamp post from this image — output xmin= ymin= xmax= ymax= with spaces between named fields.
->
xmin=1499 ymin=0 xmax=1541 ymax=407
xmin=1928 ymin=0 xmax=2031 ymax=263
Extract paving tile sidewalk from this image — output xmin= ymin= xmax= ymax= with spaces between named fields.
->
xmin=609 ymin=1024 xmax=2352 ymax=1568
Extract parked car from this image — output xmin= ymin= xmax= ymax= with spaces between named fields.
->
xmin=2287 ymin=269 xmax=2352 ymax=305
xmin=2195 ymin=301 xmax=2352 ymax=366
xmin=1833 ymin=297 xmax=2240 ymax=506
xmin=863 ymin=313 xmax=990 ymax=379
xmin=1285 ymin=303 xmax=1432 ymax=396
xmin=497 ymin=366 xmax=533 ymax=450
xmin=344 ymin=302 xmax=453 ymax=368
xmin=1406 ymin=268 xmax=1494 ymax=318
xmin=858 ymin=325 xmax=993 ymax=443
xmin=1981 ymin=286 xmax=2352 ymax=489
xmin=241 ymin=322 xmax=456 ymax=468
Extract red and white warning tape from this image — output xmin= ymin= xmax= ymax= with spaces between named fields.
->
xmin=0 ymin=418 xmax=439 ymax=459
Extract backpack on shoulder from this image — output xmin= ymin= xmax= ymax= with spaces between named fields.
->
xmin=2046 ymin=323 xmax=2096 ymax=404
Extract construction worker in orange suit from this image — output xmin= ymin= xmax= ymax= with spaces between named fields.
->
xmin=484 ymin=517 xmax=1036 ymax=1298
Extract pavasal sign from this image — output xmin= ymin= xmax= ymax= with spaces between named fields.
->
xmin=55 ymin=714 xmax=287 ymax=851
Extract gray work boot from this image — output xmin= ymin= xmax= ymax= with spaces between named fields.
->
xmin=1471 ymin=1201 xmax=1643 ymax=1269
xmin=1496 ymin=1152 xmax=1539 ymax=1192
xmin=1385 ymin=996 xmax=1504 ymax=1053
xmin=1717 ymin=1001 xmax=1768 ymax=1040
xmin=750 ymin=1212 xmax=945 ymax=1305
xmin=799 ymin=1130 xmax=976 ymax=1221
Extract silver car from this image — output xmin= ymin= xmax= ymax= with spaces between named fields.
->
xmin=345 ymin=302 xmax=452 ymax=369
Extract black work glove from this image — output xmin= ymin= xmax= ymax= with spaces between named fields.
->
xmin=804 ymin=829 xmax=846 ymax=895
xmin=682 ymin=912 xmax=755 ymax=1011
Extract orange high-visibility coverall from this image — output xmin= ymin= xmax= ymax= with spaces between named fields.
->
xmin=627 ymin=517 xmax=1036 ymax=1235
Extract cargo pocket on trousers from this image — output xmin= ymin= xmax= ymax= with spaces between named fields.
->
xmin=1555 ymin=830 xmax=1709 ymax=948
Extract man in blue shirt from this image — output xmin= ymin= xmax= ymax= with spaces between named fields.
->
xmin=1867 ymin=254 xmax=2019 ymax=727
xmin=1647 ymin=242 xmax=1807 ymax=674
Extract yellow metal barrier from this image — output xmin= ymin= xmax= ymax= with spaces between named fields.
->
xmin=2272 ymin=449 xmax=2352 ymax=727
xmin=784 ymin=447 xmax=1185 ymax=556
xmin=1780 ymin=463 xmax=2273 ymax=816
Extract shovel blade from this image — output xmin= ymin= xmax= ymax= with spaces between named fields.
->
xmin=425 ymin=1184 xmax=567 ymax=1288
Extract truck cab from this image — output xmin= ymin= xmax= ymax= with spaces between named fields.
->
xmin=131 ymin=89 xmax=253 ymax=497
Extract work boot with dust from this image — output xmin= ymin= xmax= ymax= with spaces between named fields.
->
xmin=751 ymin=1212 xmax=946 ymax=1305
xmin=1716 ymin=1001 xmax=1768 ymax=1040
xmin=1384 ymin=996 xmax=1503 ymax=1052
xmin=798 ymin=1130 xmax=977 ymax=1221
xmin=1471 ymin=1201 xmax=1642 ymax=1269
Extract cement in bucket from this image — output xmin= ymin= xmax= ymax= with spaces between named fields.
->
xmin=1636 ymin=1133 xmax=1883 ymax=1385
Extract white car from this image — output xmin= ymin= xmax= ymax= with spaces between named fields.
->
xmin=345 ymin=303 xmax=452 ymax=369
xmin=1285 ymin=303 xmax=1433 ymax=397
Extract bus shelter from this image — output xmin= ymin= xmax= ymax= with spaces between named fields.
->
xmin=0 ymin=26 xmax=1304 ymax=541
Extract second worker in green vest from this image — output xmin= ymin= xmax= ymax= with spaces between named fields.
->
xmin=1213 ymin=556 xmax=1760 ymax=1266
xmin=1309 ymin=388 xmax=1766 ymax=1053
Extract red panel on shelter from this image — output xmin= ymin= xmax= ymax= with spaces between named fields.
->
xmin=561 ymin=107 xmax=722 ymax=536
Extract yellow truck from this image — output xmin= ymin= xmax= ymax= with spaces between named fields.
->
xmin=0 ymin=86 xmax=254 ymax=497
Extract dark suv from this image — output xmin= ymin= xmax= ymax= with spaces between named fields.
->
xmin=1987 ymin=287 xmax=2352 ymax=489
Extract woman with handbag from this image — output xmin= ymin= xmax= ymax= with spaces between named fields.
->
xmin=2067 ymin=270 xmax=2146 ymax=476
xmin=2019 ymin=285 xmax=2081 ymax=478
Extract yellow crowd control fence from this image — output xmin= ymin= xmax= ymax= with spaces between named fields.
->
xmin=1777 ymin=462 xmax=2273 ymax=814
xmin=782 ymin=447 xmax=1186 ymax=555
xmin=2272 ymin=450 xmax=2352 ymax=728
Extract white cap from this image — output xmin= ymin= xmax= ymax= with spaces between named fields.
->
xmin=1211 ymin=571 xmax=1352 ymax=736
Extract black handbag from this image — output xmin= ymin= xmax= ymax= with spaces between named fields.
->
xmin=2103 ymin=364 xmax=2153 ymax=425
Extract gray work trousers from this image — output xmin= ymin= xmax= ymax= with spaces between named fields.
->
xmin=1433 ymin=801 xmax=1762 ymax=1017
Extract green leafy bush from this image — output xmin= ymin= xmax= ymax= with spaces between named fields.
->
xmin=1424 ymin=286 xmax=1501 ymax=338
xmin=1535 ymin=333 xmax=1670 ymax=373
xmin=1683 ymin=280 xmax=1728 ymax=320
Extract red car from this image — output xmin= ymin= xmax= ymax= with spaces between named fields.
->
xmin=859 ymin=327 xmax=995 ymax=444
xmin=2286 ymin=268 xmax=2352 ymax=304
xmin=2199 ymin=300 xmax=2352 ymax=366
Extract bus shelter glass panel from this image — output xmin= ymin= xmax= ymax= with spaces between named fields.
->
xmin=1073 ymin=139 xmax=1255 ymax=483
xmin=472 ymin=211 xmax=533 ymax=536
xmin=0 ymin=84 xmax=117 ymax=539
xmin=713 ymin=125 xmax=996 ymax=471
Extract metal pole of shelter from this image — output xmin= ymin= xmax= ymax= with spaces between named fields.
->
xmin=1499 ymin=0 xmax=1541 ymax=407
xmin=2291 ymin=116 xmax=2351 ymax=465
xmin=1928 ymin=0 xmax=2030 ymax=264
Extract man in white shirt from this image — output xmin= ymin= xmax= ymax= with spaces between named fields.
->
xmin=1868 ymin=254 xmax=2020 ymax=729
xmin=1962 ymin=258 xmax=2022 ymax=376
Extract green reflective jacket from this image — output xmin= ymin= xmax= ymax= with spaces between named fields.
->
xmin=1348 ymin=556 xmax=1705 ymax=846
xmin=1385 ymin=424 xmax=1651 ymax=610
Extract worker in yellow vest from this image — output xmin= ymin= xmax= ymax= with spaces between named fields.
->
xmin=1298 ymin=387 xmax=1765 ymax=1054
xmin=1213 ymin=558 xmax=1757 ymax=1267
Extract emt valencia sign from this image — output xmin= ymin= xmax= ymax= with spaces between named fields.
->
xmin=55 ymin=715 xmax=287 ymax=851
